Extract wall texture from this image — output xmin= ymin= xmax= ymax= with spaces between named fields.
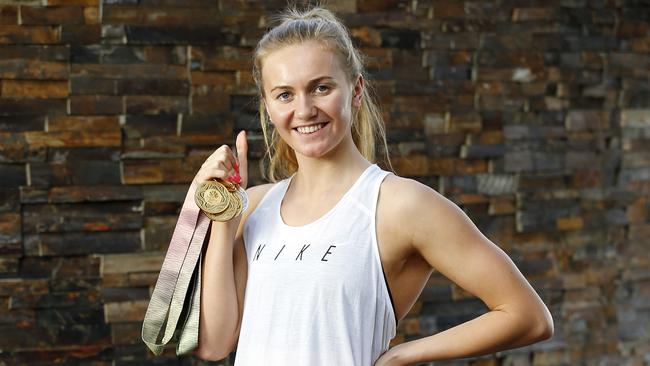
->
xmin=1 ymin=0 xmax=649 ymax=365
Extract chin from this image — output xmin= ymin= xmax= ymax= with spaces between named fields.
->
xmin=294 ymin=147 xmax=332 ymax=159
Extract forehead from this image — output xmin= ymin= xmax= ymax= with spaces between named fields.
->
xmin=261 ymin=41 xmax=347 ymax=90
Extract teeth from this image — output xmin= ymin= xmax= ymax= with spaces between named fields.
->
xmin=296 ymin=123 xmax=325 ymax=134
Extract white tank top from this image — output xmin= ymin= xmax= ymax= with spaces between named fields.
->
xmin=234 ymin=163 xmax=397 ymax=366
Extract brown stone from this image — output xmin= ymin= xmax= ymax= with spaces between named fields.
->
xmin=191 ymin=70 xmax=236 ymax=86
xmin=0 ymin=256 xmax=19 ymax=273
xmin=25 ymin=231 xmax=141 ymax=256
xmin=82 ymin=6 xmax=99 ymax=24
xmin=0 ymin=25 xmax=59 ymax=44
xmin=122 ymin=160 xmax=164 ymax=184
xmin=447 ymin=112 xmax=482 ymax=133
xmin=46 ymin=0 xmax=99 ymax=4
xmin=618 ymin=20 xmax=649 ymax=38
xmin=61 ymin=24 xmax=100 ymax=44
xmin=119 ymin=79 xmax=189 ymax=95
xmin=143 ymin=216 xmax=175 ymax=251
xmin=512 ymin=7 xmax=557 ymax=22
xmin=0 ymin=59 xmax=67 ymax=79
xmin=565 ymin=110 xmax=611 ymax=131
xmin=69 ymin=95 xmax=123 ymax=115
xmin=0 ymin=98 xmax=66 ymax=116
xmin=631 ymin=36 xmax=650 ymax=53
xmin=356 ymin=0 xmax=399 ymax=12
xmin=1 ymin=80 xmax=68 ymax=98
xmin=48 ymin=116 xmax=119 ymax=132
xmin=433 ymin=1 xmax=465 ymax=18
xmin=71 ymin=64 xmax=187 ymax=80
xmin=21 ymin=6 xmax=84 ymax=25
xmin=103 ymin=6 xmax=222 ymax=27
xmin=0 ymin=278 xmax=49 ymax=296
xmin=391 ymin=154 xmax=429 ymax=176
xmin=111 ymin=322 xmax=141 ymax=345
xmin=361 ymin=47 xmax=393 ymax=69
xmin=102 ymin=272 xmax=158 ymax=288
xmin=125 ymin=95 xmax=188 ymax=115
xmin=488 ymin=195 xmax=516 ymax=215
xmin=22 ymin=201 xmax=141 ymax=233
xmin=0 ymin=212 xmax=20 ymax=249
xmin=191 ymin=46 xmax=253 ymax=71
xmin=400 ymin=318 xmax=420 ymax=335
xmin=351 ymin=26 xmax=382 ymax=47
xmin=192 ymin=94 xmax=230 ymax=114
xmin=104 ymin=300 xmax=148 ymax=323
xmin=24 ymin=130 xmax=120 ymax=148
xmin=0 ymin=6 xmax=17 ymax=25
xmin=621 ymin=109 xmax=650 ymax=127
xmin=557 ymin=216 xmax=584 ymax=231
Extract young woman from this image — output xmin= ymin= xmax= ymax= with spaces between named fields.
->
xmin=192 ymin=7 xmax=553 ymax=366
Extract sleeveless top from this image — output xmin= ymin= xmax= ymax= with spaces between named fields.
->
xmin=233 ymin=163 xmax=397 ymax=366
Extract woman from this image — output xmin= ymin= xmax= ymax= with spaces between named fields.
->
xmin=193 ymin=6 xmax=553 ymax=366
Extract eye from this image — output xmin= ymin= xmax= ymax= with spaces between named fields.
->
xmin=276 ymin=91 xmax=292 ymax=101
xmin=315 ymin=84 xmax=330 ymax=93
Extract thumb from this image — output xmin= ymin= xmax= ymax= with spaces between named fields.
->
xmin=235 ymin=130 xmax=248 ymax=188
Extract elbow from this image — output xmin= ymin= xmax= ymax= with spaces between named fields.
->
xmin=531 ymin=308 xmax=554 ymax=342
xmin=538 ymin=317 xmax=554 ymax=340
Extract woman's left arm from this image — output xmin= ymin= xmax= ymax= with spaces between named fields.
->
xmin=375 ymin=180 xmax=554 ymax=366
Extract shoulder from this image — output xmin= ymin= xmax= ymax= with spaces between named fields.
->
xmin=245 ymin=182 xmax=276 ymax=204
xmin=242 ymin=182 xmax=276 ymax=218
xmin=379 ymin=173 xmax=449 ymax=217
xmin=378 ymin=173 xmax=467 ymax=249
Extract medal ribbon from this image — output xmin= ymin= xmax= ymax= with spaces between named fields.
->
xmin=141 ymin=178 xmax=210 ymax=355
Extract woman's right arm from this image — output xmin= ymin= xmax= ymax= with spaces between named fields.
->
xmin=194 ymin=183 xmax=272 ymax=361
xmin=192 ymin=130 xmax=273 ymax=360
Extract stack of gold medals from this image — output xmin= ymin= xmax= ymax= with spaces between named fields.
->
xmin=194 ymin=178 xmax=248 ymax=222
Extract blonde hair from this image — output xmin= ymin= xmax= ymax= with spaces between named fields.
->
xmin=252 ymin=6 xmax=393 ymax=182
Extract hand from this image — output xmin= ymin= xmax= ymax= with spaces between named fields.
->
xmin=194 ymin=130 xmax=249 ymax=189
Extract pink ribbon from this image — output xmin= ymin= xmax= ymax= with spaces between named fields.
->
xmin=142 ymin=178 xmax=211 ymax=355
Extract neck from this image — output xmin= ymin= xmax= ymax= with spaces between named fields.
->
xmin=291 ymin=136 xmax=371 ymax=196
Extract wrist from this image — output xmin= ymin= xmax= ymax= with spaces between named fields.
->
xmin=389 ymin=342 xmax=415 ymax=366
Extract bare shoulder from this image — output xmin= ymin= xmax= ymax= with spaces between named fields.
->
xmin=242 ymin=183 xmax=275 ymax=219
xmin=379 ymin=173 xmax=449 ymax=223
xmin=378 ymin=173 xmax=465 ymax=250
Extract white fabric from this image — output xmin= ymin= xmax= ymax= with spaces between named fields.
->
xmin=234 ymin=163 xmax=397 ymax=366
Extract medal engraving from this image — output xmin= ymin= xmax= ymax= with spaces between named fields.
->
xmin=194 ymin=179 xmax=249 ymax=221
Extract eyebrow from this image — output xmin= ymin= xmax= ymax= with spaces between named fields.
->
xmin=269 ymin=76 xmax=336 ymax=94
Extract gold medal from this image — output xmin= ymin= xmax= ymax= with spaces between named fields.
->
xmin=194 ymin=179 xmax=248 ymax=222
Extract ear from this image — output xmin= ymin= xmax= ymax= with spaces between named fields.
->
xmin=352 ymin=74 xmax=364 ymax=108
xmin=262 ymin=99 xmax=274 ymax=124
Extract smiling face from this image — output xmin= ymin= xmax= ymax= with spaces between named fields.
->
xmin=261 ymin=40 xmax=362 ymax=160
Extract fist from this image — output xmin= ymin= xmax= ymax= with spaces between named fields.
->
xmin=194 ymin=130 xmax=249 ymax=189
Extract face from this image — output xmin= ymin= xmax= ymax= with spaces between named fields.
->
xmin=261 ymin=40 xmax=363 ymax=159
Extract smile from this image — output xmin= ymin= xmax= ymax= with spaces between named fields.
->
xmin=294 ymin=122 xmax=329 ymax=134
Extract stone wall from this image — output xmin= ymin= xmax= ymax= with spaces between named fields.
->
xmin=1 ymin=0 xmax=649 ymax=365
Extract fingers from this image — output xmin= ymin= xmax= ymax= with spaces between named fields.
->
xmin=196 ymin=144 xmax=239 ymax=184
xmin=235 ymin=130 xmax=248 ymax=185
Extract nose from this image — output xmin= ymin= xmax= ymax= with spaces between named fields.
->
xmin=295 ymin=94 xmax=317 ymax=120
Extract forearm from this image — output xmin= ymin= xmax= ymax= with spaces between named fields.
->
xmin=394 ymin=308 xmax=552 ymax=364
xmin=196 ymin=219 xmax=241 ymax=359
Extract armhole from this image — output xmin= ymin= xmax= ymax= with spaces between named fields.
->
xmin=370 ymin=172 xmax=398 ymax=335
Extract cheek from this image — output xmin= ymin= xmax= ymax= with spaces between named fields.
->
xmin=323 ymin=93 xmax=350 ymax=118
